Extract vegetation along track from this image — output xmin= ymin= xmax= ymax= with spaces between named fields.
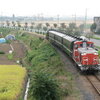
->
xmin=86 ymin=74 xmax=100 ymax=96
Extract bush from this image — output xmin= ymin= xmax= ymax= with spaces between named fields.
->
xmin=29 ymin=72 xmax=60 ymax=100
xmin=98 ymin=50 xmax=100 ymax=58
xmin=0 ymin=51 xmax=5 ymax=54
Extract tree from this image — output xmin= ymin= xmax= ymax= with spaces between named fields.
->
xmin=1 ymin=22 xmax=4 ymax=27
xmin=79 ymin=24 xmax=84 ymax=33
xmin=60 ymin=23 xmax=66 ymax=29
xmin=12 ymin=21 xmax=16 ymax=27
xmin=29 ymin=72 xmax=60 ymax=100
xmin=36 ymin=23 xmax=43 ymax=33
xmin=69 ymin=23 xmax=77 ymax=29
xmin=17 ymin=21 xmax=21 ymax=28
xmin=90 ymin=23 xmax=97 ymax=33
xmin=24 ymin=22 xmax=28 ymax=29
xmin=43 ymin=26 xmax=47 ymax=31
xmin=65 ymin=23 xmax=81 ymax=36
xmin=86 ymin=32 xmax=94 ymax=40
xmin=6 ymin=20 xmax=10 ymax=27
xmin=53 ymin=23 xmax=57 ymax=29
xmin=30 ymin=22 xmax=35 ymax=29
xmin=45 ymin=23 xmax=50 ymax=29
xmin=37 ymin=23 xmax=42 ymax=29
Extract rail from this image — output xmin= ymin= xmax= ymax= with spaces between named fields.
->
xmin=86 ymin=75 xmax=100 ymax=96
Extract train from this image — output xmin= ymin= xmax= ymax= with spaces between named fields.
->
xmin=46 ymin=29 xmax=100 ymax=71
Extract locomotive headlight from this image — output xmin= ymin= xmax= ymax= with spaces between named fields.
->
xmin=81 ymin=53 xmax=86 ymax=55
xmin=94 ymin=52 xmax=98 ymax=55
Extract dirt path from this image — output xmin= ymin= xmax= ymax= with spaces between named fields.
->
xmin=11 ymin=41 xmax=26 ymax=60
xmin=54 ymin=45 xmax=100 ymax=100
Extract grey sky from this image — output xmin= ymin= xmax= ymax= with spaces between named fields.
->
xmin=0 ymin=0 xmax=100 ymax=17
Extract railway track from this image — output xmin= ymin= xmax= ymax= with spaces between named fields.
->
xmin=86 ymin=75 xmax=100 ymax=96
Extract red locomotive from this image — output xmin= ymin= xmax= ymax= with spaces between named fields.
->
xmin=47 ymin=30 xmax=100 ymax=71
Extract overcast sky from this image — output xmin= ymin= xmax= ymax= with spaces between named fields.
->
xmin=0 ymin=0 xmax=100 ymax=17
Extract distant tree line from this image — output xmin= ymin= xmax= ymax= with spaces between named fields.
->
xmin=1 ymin=20 xmax=86 ymax=36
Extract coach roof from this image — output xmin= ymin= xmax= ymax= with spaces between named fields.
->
xmin=49 ymin=31 xmax=66 ymax=37
xmin=63 ymin=35 xmax=76 ymax=42
xmin=49 ymin=30 xmax=77 ymax=42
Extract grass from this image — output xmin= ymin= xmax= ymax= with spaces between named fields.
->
xmin=92 ymin=36 xmax=100 ymax=40
xmin=0 ymin=65 xmax=26 ymax=100
xmin=95 ymin=46 xmax=100 ymax=58
xmin=7 ymin=53 xmax=14 ymax=60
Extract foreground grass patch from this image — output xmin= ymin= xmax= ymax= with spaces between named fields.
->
xmin=7 ymin=53 xmax=14 ymax=60
xmin=0 ymin=65 xmax=26 ymax=100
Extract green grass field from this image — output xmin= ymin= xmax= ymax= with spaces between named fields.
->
xmin=0 ymin=65 xmax=26 ymax=100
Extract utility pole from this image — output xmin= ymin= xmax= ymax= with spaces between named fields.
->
xmin=72 ymin=14 xmax=76 ymax=24
xmin=57 ymin=14 xmax=59 ymax=27
xmin=12 ymin=14 xmax=15 ymax=21
xmin=84 ymin=8 xmax=87 ymax=33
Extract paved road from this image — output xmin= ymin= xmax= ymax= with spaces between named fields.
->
xmin=95 ymin=34 xmax=100 ymax=38
xmin=90 ymin=38 xmax=100 ymax=47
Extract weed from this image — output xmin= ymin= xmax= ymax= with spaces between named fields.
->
xmin=7 ymin=53 xmax=14 ymax=60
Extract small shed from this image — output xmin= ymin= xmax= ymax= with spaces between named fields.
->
xmin=0 ymin=38 xmax=6 ymax=43
xmin=5 ymin=34 xmax=16 ymax=40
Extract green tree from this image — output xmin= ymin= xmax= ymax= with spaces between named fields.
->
xmin=65 ymin=23 xmax=81 ymax=36
xmin=24 ymin=22 xmax=28 ymax=29
xmin=45 ymin=23 xmax=50 ymax=29
xmin=69 ymin=23 xmax=77 ymax=29
xmin=79 ymin=24 xmax=84 ymax=33
xmin=12 ymin=21 xmax=16 ymax=27
xmin=6 ymin=20 xmax=10 ymax=27
xmin=60 ymin=23 xmax=66 ymax=29
xmin=30 ymin=22 xmax=35 ymax=29
xmin=29 ymin=72 xmax=60 ymax=100
xmin=1 ymin=22 xmax=4 ymax=27
xmin=86 ymin=32 xmax=94 ymax=40
xmin=36 ymin=23 xmax=42 ymax=30
xmin=17 ymin=21 xmax=21 ymax=28
xmin=90 ymin=23 xmax=97 ymax=33
xmin=43 ymin=26 xmax=47 ymax=31
xmin=53 ymin=23 xmax=57 ymax=29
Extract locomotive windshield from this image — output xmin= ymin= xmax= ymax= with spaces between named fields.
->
xmin=80 ymin=42 xmax=94 ymax=48
xmin=87 ymin=43 xmax=94 ymax=48
xmin=83 ymin=42 xmax=87 ymax=48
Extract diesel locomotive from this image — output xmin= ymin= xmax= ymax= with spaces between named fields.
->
xmin=46 ymin=29 xmax=100 ymax=71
